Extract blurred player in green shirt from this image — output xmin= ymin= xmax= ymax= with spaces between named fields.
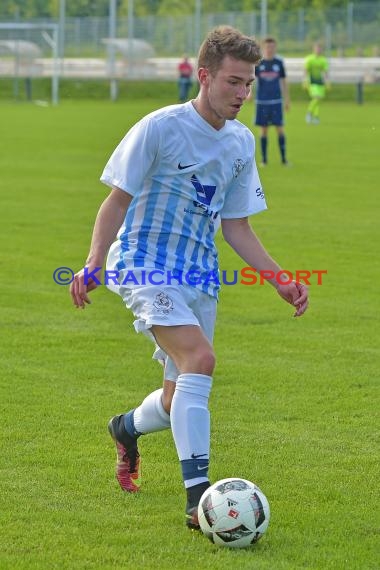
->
xmin=304 ymin=43 xmax=329 ymax=124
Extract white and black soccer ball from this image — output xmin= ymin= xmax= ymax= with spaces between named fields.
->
xmin=198 ymin=478 xmax=270 ymax=548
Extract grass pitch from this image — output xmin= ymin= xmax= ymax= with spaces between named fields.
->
xmin=0 ymin=98 xmax=378 ymax=569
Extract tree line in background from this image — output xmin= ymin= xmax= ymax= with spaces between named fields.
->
xmin=1 ymin=0 xmax=378 ymax=19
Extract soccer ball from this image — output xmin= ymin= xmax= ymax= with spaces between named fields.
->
xmin=198 ymin=478 xmax=270 ymax=548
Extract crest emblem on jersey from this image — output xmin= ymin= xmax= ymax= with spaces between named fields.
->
xmin=153 ymin=292 xmax=174 ymax=314
xmin=232 ymin=158 xmax=246 ymax=178
xmin=191 ymin=175 xmax=216 ymax=206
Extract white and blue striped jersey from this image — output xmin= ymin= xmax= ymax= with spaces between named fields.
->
xmin=101 ymin=101 xmax=267 ymax=299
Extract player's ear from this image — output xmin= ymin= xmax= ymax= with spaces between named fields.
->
xmin=198 ymin=67 xmax=210 ymax=85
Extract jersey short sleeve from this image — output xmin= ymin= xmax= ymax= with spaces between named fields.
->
xmin=100 ymin=116 xmax=159 ymax=196
xmin=220 ymin=139 xmax=267 ymax=219
xmin=279 ymin=58 xmax=286 ymax=78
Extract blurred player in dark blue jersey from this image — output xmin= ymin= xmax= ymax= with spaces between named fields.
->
xmin=254 ymin=37 xmax=290 ymax=166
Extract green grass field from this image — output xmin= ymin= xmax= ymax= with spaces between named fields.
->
xmin=0 ymin=98 xmax=378 ymax=570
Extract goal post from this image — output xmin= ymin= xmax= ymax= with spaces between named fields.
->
xmin=0 ymin=22 xmax=60 ymax=105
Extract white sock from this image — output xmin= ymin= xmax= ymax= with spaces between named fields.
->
xmin=133 ymin=388 xmax=171 ymax=434
xmin=171 ymin=373 xmax=212 ymax=486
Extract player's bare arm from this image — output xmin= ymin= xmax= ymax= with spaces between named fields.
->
xmin=221 ymin=217 xmax=309 ymax=317
xmin=70 ymin=186 xmax=132 ymax=308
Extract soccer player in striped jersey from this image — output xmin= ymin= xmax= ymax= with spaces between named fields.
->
xmin=70 ymin=26 xmax=309 ymax=530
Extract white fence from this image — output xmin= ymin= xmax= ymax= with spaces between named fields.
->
xmin=1 ymin=56 xmax=379 ymax=85
xmin=0 ymin=3 xmax=379 ymax=59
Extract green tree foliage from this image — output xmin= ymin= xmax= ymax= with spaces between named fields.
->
xmin=0 ymin=0 xmax=374 ymax=19
xmin=127 ymin=0 xmax=162 ymax=17
xmin=157 ymin=0 xmax=192 ymax=16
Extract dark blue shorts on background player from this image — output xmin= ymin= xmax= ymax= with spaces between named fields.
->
xmin=255 ymin=102 xmax=284 ymax=127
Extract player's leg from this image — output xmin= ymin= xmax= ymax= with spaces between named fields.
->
xmin=312 ymin=85 xmax=326 ymax=123
xmin=274 ymin=103 xmax=287 ymax=165
xmin=162 ymin=378 xmax=176 ymax=412
xmin=172 ymin=288 xmax=217 ymax=528
xmin=306 ymin=100 xmax=313 ymax=123
xmin=109 ymin=283 xmax=215 ymax=518
xmin=307 ymin=85 xmax=324 ymax=124
xmin=151 ymin=323 xmax=215 ymax=529
xmin=260 ymin=126 xmax=268 ymax=165
xmin=308 ymin=96 xmax=321 ymax=124
xmin=108 ymin=387 xmax=170 ymax=493
xmin=306 ymin=85 xmax=316 ymax=123
xmin=311 ymin=98 xmax=320 ymax=123
xmin=112 ymin=355 xmax=177 ymax=440
xmin=108 ymin=377 xmax=175 ymax=492
xmin=276 ymin=127 xmax=287 ymax=164
xmin=178 ymin=78 xmax=186 ymax=102
xmin=307 ymin=98 xmax=320 ymax=122
xmin=118 ymin=318 xmax=215 ymax=516
xmin=255 ymin=105 xmax=268 ymax=165
xmin=107 ymin=284 xmax=179 ymax=493
xmin=183 ymin=78 xmax=192 ymax=101
xmin=277 ymin=127 xmax=287 ymax=164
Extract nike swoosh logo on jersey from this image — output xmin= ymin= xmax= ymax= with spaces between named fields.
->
xmin=178 ymin=162 xmax=198 ymax=170
xmin=191 ymin=453 xmax=208 ymax=459
xmin=197 ymin=465 xmax=209 ymax=470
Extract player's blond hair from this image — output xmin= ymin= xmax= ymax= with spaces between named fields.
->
xmin=197 ymin=26 xmax=261 ymax=74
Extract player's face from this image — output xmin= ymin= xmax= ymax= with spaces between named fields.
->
xmin=197 ymin=55 xmax=255 ymax=129
xmin=263 ymin=41 xmax=276 ymax=59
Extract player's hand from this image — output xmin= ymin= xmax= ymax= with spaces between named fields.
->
xmin=70 ymin=264 xmax=101 ymax=309
xmin=276 ymin=281 xmax=309 ymax=317
xmin=285 ymin=101 xmax=290 ymax=112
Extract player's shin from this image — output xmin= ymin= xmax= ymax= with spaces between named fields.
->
xmin=278 ymin=134 xmax=286 ymax=163
xmin=170 ymin=373 xmax=212 ymax=526
xmin=260 ymin=136 xmax=268 ymax=163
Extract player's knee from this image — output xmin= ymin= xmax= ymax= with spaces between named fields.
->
xmin=186 ymin=347 xmax=216 ymax=376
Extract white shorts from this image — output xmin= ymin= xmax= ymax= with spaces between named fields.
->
xmin=119 ymin=281 xmax=217 ymax=381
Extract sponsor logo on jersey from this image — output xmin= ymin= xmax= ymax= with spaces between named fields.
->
xmin=188 ymin=174 xmax=218 ymax=219
xmin=178 ymin=162 xmax=198 ymax=170
xmin=256 ymin=187 xmax=265 ymax=199
xmin=191 ymin=175 xmax=216 ymax=206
